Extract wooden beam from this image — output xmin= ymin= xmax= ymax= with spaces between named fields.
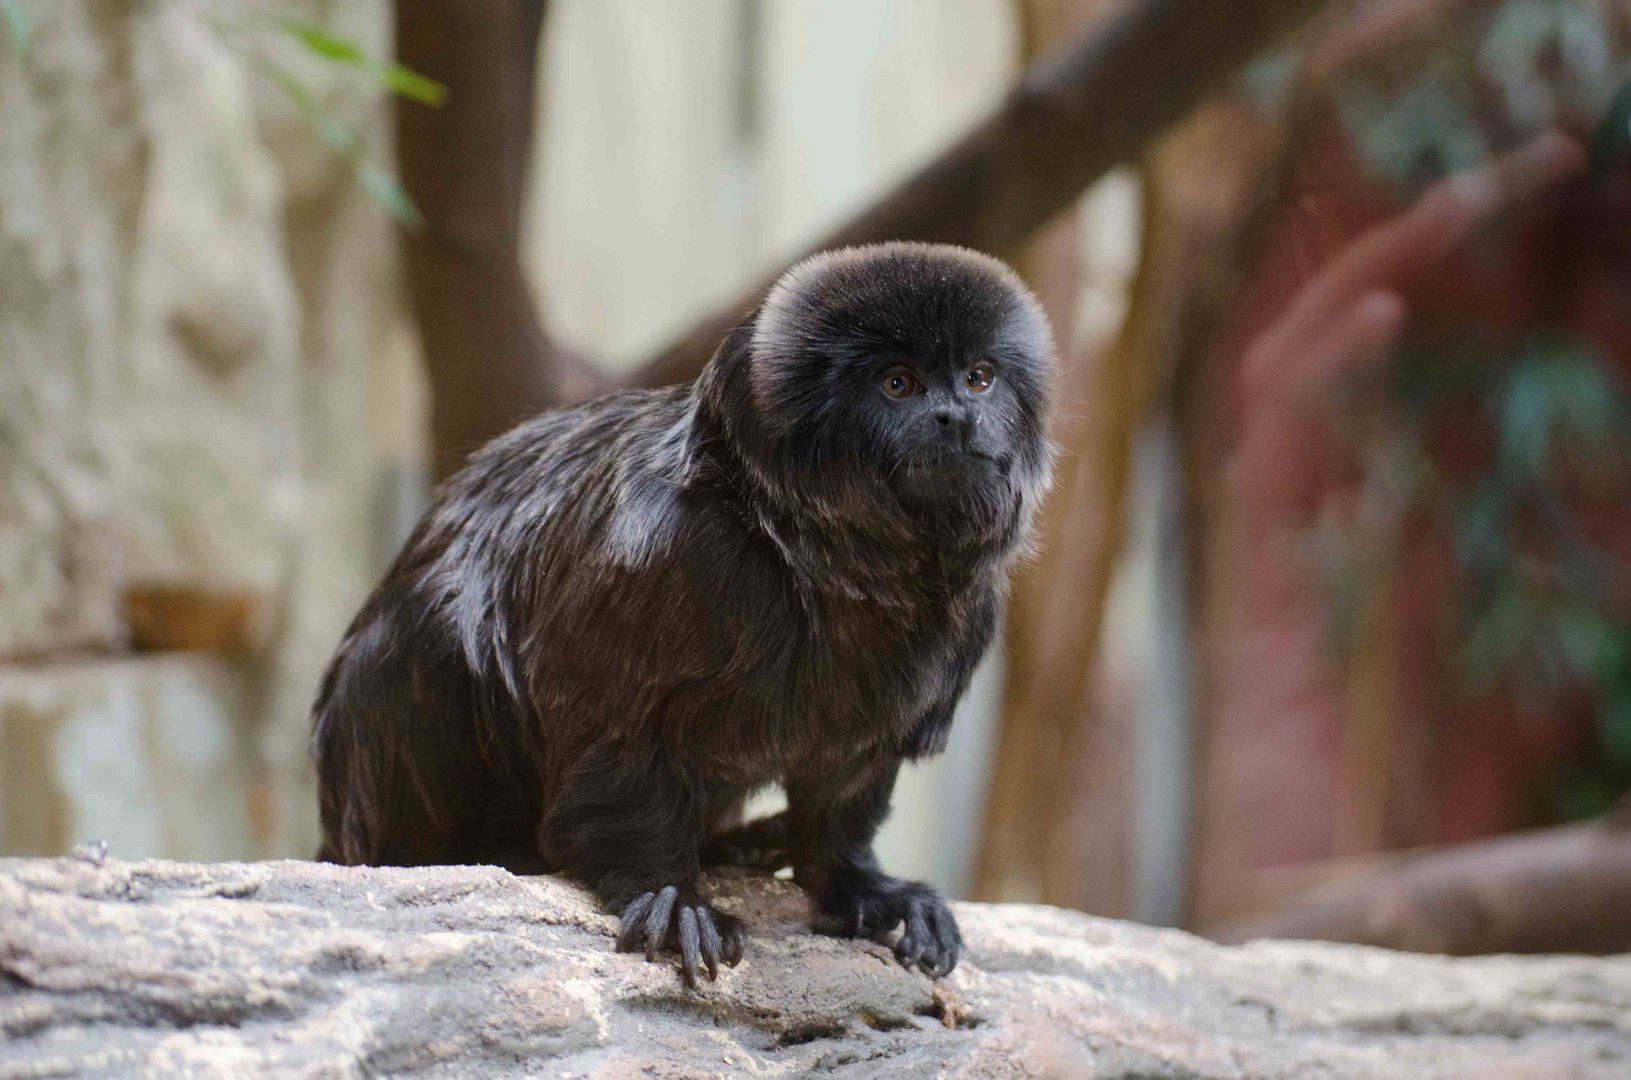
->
xmin=395 ymin=0 xmax=557 ymax=480
xmin=1210 ymin=803 xmax=1631 ymax=955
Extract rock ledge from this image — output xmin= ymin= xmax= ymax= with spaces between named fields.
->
xmin=2 ymin=857 xmax=1629 ymax=1077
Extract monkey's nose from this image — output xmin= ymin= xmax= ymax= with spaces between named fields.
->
xmin=933 ymin=407 xmax=976 ymax=446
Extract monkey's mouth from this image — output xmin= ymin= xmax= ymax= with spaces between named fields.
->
xmin=890 ymin=450 xmax=1010 ymax=506
xmin=901 ymin=448 xmax=1003 ymax=472
xmin=889 ymin=451 xmax=1010 ymax=517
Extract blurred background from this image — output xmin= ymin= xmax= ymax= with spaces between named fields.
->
xmin=3 ymin=0 xmax=1630 ymax=955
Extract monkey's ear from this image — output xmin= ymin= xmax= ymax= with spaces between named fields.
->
xmin=692 ymin=308 xmax=762 ymax=427
xmin=707 ymin=309 xmax=760 ymax=381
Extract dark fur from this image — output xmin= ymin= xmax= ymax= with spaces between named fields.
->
xmin=312 ymin=242 xmax=1055 ymax=983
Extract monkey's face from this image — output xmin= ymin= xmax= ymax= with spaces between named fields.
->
xmin=862 ymin=347 xmax=1037 ymax=512
xmin=748 ymin=243 xmax=1054 ymax=523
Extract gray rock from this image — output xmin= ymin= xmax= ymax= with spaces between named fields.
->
xmin=1 ymin=857 xmax=1628 ymax=1078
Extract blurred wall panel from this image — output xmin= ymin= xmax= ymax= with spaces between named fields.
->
xmin=0 ymin=657 xmax=255 ymax=861
xmin=527 ymin=0 xmax=1020 ymax=371
xmin=756 ymin=0 xmax=1019 ymax=256
xmin=1 ymin=2 xmax=157 ymax=660
xmin=527 ymin=0 xmax=750 ymax=372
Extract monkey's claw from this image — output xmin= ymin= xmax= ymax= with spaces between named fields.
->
xmin=614 ymin=885 xmax=745 ymax=987
xmin=891 ymin=889 xmax=961 ymax=977
xmin=820 ymin=875 xmax=963 ymax=978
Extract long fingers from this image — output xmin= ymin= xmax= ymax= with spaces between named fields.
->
xmin=612 ymin=889 xmax=743 ymax=985
xmin=719 ymin=916 xmax=745 ymax=967
xmin=695 ymin=906 xmax=722 ymax=981
xmin=615 ymin=891 xmax=656 ymax=953
xmin=677 ymin=905 xmax=702 ymax=987
xmin=642 ymin=885 xmax=678 ymax=961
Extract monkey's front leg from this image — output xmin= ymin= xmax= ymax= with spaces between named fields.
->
xmin=787 ymin=762 xmax=962 ymax=977
xmin=544 ymin=745 xmax=745 ymax=986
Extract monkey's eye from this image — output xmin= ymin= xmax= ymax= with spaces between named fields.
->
xmin=966 ymin=364 xmax=995 ymax=393
xmin=881 ymin=369 xmax=922 ymax=399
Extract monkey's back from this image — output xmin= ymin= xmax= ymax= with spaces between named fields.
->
xmin=312 ymin=382 xmax=1003 ymax=871
xmin=310 ymin=385 xmax=815 ymax=867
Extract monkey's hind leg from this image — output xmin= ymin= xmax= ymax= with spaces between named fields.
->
xmin=700 ymin=810 xmax=790 ymax=872
xmin=544 ymin=744 xmax=746 ymax=986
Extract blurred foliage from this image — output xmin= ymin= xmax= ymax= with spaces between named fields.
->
xmin=5 ymin=5 xmax=437 ymax=228
xmin=1338 ymin=0 xmax=1628 ymax=192
xmin=1594 ymin=78 xmax=1631 ymax=166
xmin=1 ymin=0 xmax=28 ymax=63
xmin=1 ymin=6 xmax=440 ymax=230
xmin=1326 ymin=0 xmax=1631 ymax=820
xmin=1392 ymin=333 xmax=1631 ymax=817
xmin=211 ymin=11 xmax=444 ymax=231
xmin=264 ymin=16 xmax=445 ymax=107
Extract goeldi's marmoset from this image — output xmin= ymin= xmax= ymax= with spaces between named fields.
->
xmin=312 ymin=242 xmax=1056 ymax=985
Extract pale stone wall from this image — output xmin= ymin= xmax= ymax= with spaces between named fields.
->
xmin=0 ymin=1 xmax=421 ymax=861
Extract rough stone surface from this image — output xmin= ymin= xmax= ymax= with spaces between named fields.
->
xmin=2 ymin=858 xmax=1628 ymax=1078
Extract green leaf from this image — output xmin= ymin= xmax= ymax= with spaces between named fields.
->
xmin=1601 ymin=693 xmax=1631 ymax=769
xmin=1590 ymin=79 xmax=1631 ymax=167
xmin=249 ymin=53 xmax=313 ymax=109
xmin=1494 ymin=338 xmax=1625 ymax=481
xmin=356 ymin=160 xmax=425 ymax=232
xmin=270 ymin=16 xmax=366 ymax=64
xmin=1554 ymin=764 xmax=1619 ymax=821
xmin=250 ymin=53 xmax=353 ymax=152
xmin=1461 ymin=575 xmax=1531 ymax=691
xmin=1548 ymin=349 xmax=1619 ymax=447
xmin=380 ymin=62 xmax=446 ymax=106
xmin=1553 ymin=606 xmax=1618 ymax=684
xmin=1498 ymin=357 xmax=1555 ymax=480
xmin=1239 ymin=48 xmax=1300 ymax=108
xmin=250 ymin=53 xmax=419 ymax=230
xmin=265 ymin=15 xmax=445 ymax=105
xmin=1 ymin=0 xmax=29 ymax=64
xmin=1339 ymin=77 xmax=1489 ymax=191
xmin=1480 ymin=0 xmax=1568 ymax=82
xmin=1452 ymin=479 xmax=1511 ymax=576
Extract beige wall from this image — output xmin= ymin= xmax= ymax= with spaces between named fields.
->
xmin=528 ymin=0 xmax=1021 ymax=370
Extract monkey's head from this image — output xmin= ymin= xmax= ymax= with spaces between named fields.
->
xmin=709 ymin=243 xmax=1055 ymax=539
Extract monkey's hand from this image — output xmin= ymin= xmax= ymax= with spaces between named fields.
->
xmin=816 ymin=867 xmax=962 ymax=977
xmin=700 ymin=811 xmax=790 ymax=872
xmin=614 ymin=885 xmax=745 ymax=987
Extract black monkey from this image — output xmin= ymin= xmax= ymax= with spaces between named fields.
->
xmin=312 ymin=242 xmax=1055 ymax=985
